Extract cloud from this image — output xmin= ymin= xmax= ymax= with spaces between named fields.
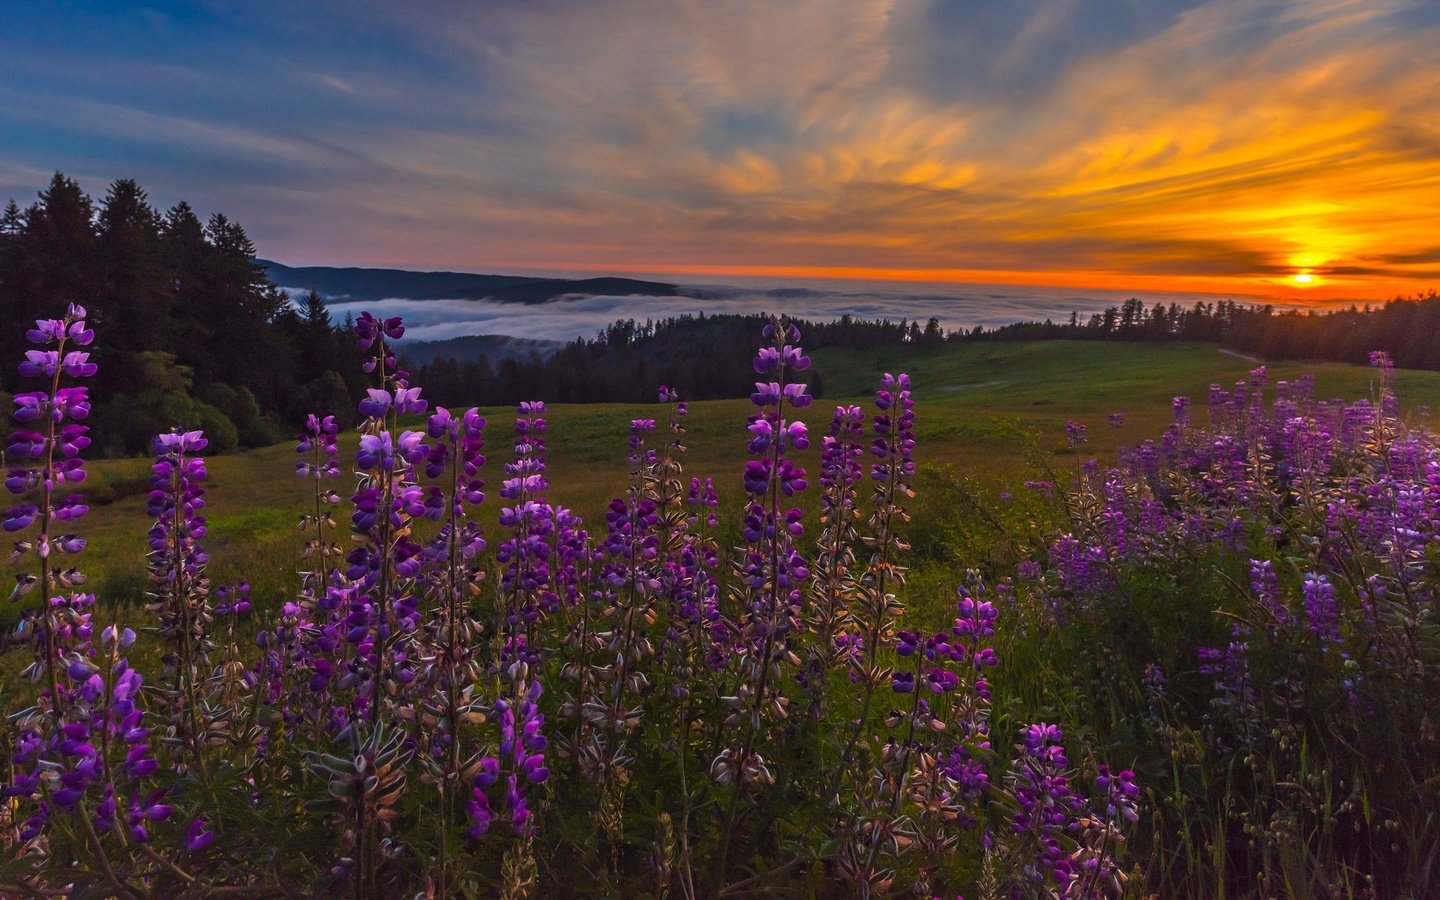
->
xmin=1 ymin=0 xmax=1437 ymax=302
xmin=315 ymin=278 xmax=1286 ymax=345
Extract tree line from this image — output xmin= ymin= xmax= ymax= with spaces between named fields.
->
xmin=412 ymin=291 xmax=1440 ymax=411
xmin=0 ymin=173 xmax=365 ymax=454
xmin=411 ymin=312 xmax=932 ymax=406
xmin=970 ymin=293 xmax=1440 ymax=369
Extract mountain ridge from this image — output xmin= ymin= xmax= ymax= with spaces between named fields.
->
xmin=260 ymin=260 xmax=679 ymax=305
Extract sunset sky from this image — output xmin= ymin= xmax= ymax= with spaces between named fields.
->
xmin=3 ymin=0 xmax=1439 ymax=302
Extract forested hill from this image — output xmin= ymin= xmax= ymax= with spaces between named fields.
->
xmin=260 ymin=262 xmax=534 ymax=302
xmin=262 ymin=260 xmax=679 ymax=304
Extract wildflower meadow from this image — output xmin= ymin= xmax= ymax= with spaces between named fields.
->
xmin=2 ymin=304 xmax=1437 ymax=897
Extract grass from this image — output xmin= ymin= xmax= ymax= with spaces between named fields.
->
xmin=18 ymin=340 xmax=1439 ymax=622
xmin=6 ymin=338 xmax=1440 ymax=892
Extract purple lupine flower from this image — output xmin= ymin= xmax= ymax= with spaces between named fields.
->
xmin=147 ymin=428 xmax=215 ymax=761
xmin=357 ymin=433 xmax=394 ymax=471
xmin=26 ymin=318 xmax=66 ymax=344
xmin=1249 ymin=559 xmax=1289 ymax=626
xmin=358 ymin=388 xmax=392 ymax=419
xmin=497 ymin=400 xmax=558 ymax=631
xmin=345 ymin=318 xmax=437 ymax=716
xmin=1007 ymin=722 xmax=1084 ymax=887
xmin=18 ymin=350 xmax=58 ymax=378
xmin=296 ymin=414 xmax=342 ymax=479
xmin=393 ymin=386 xmax=427 ymax=416
xmin=1302 ymin=571 xmax=1340 ymax=647
xmin=466 ymin=785 xmax=494 ymax=838
xmin=1172 ymin=395 xmax=1189 ymax=423
xmin=12 ymin=391 xmax=47 ymax=423
xmin=1 ymin=304 xmax=104 ymax=843
xmin=716 ymin=317 xmax=813 ymax=802
xmin=3 ymin=503 xmax=37 ymax=532
xmin=184 ymin=817 xmax=216 ymax=853
xmin=60 ymin=352 xmax=97 ymax=378
xmin=924 ymin=668 xmax=960 ymax=693
xmin=1095 ymin=765 xmax=1140 ymax=824
xmin=9 ymin=431 xmax=47 ymax=459
xmin=127 ymin=789 xmax=173 ymax=843
xmin=895 ymin=630 xmax=921 ymax=657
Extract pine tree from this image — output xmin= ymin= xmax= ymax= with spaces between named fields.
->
xmin=98 ymin=179 xmax=173 ymax=390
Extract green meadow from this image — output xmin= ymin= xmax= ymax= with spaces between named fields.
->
xmin=7 ymin=336 xmax=1440 ymax=894
xmin=53 ymin=340 xmax=1439 ymax=620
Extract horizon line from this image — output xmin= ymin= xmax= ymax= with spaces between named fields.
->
xmin=261 ymin=255 xmax=1427 ymax=307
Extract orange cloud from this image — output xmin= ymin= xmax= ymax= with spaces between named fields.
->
xmin=12 ymin=0 xmax=1437 ymax=305
xmin=367 ymin=0 xmax=1439 ymax=303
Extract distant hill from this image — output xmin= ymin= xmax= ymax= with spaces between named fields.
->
xmin=398 ymin=333 xmax=563 ymax=366
xmin=261 ymin=260 xmax=678 ymax=305
xmin=481 ymin=276 xmax=681 ymax=305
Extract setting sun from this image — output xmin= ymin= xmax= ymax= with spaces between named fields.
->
xmin=1292 ymin=272 xmax=1316 ymax=285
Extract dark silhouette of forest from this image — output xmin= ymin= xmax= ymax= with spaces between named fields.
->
xmin=0 ymin=173 xmax=365 ymax=454
xmin=410 ymin=312 xmax=932 ymax=406
xmin=970 ymin=294 xmax=1440 ymax=369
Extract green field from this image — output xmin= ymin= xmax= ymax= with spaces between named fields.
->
xmin=7 ymin=337 xmax=1440 ymax=893
xmin=48 ymin=340 xmax=1440 ymax=619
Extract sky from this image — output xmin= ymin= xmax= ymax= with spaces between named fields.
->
xmin=2 ymin=0 xmax=1439 ymax=303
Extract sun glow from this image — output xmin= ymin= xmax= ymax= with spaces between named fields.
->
xmin=1292 ymin=271 xmax=1316 ymax=285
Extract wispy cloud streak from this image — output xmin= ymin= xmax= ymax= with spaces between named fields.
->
xmin=1 ymin=0 xmax=1437 ymax=301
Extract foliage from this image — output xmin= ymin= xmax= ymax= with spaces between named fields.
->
xmin=4 ymin=304 xmax=1438 ymax=897
xmin=411 ymin=312 xmax=922 ymax=407
xmin=994 ymin=358 xmax=1440 ymax=895
xmin=0 ymin=174 xmax=365 ymax=453
xmin=967 ymin=290 xmax=1440 ymax=373
xmin=1 ymin=307 xmax=1138 ymax=898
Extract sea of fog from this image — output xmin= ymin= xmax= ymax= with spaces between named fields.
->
xmin=317 ymin=276 xmax=1275 ymax=345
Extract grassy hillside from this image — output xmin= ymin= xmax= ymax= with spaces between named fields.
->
xmin=40 ymin=341 xmax=1437 ymax=621
xmin=5 ymin=336 xmax=1434 ymax=892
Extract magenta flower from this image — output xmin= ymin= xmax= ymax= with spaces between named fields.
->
xmin=184 ymin=817 xmax=216 ymax=853
xmin=18 ymin=350 xmax=58 ymax=378
xmin=3 ymin=503 xmax=37 ymax=532
xmin=54 ymin=387 xmax=90 ymax=420
xmin=60 ymin=352 xmax=97 ymax=378
xmin=358 ymin=388 xmax=392 ymax=418
xmin=152 ymin=430 xmax=208 ymax=455
xmin=7 ymin=431 xmax=46 ymax=459
xmin=357 ymin=433 xmax=395 ymax=471
xmin=925 ymin=668 xmax=960 ymax=693
xmin=67 ymin=320 xmax=94 ymax=345
xmin=393 ymin=386 xmax=427 ymax=416
xmin=26 ymin=319 xmax=66 ymax=344
xmin=12 ymin=392 xmax=46 ymax=423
